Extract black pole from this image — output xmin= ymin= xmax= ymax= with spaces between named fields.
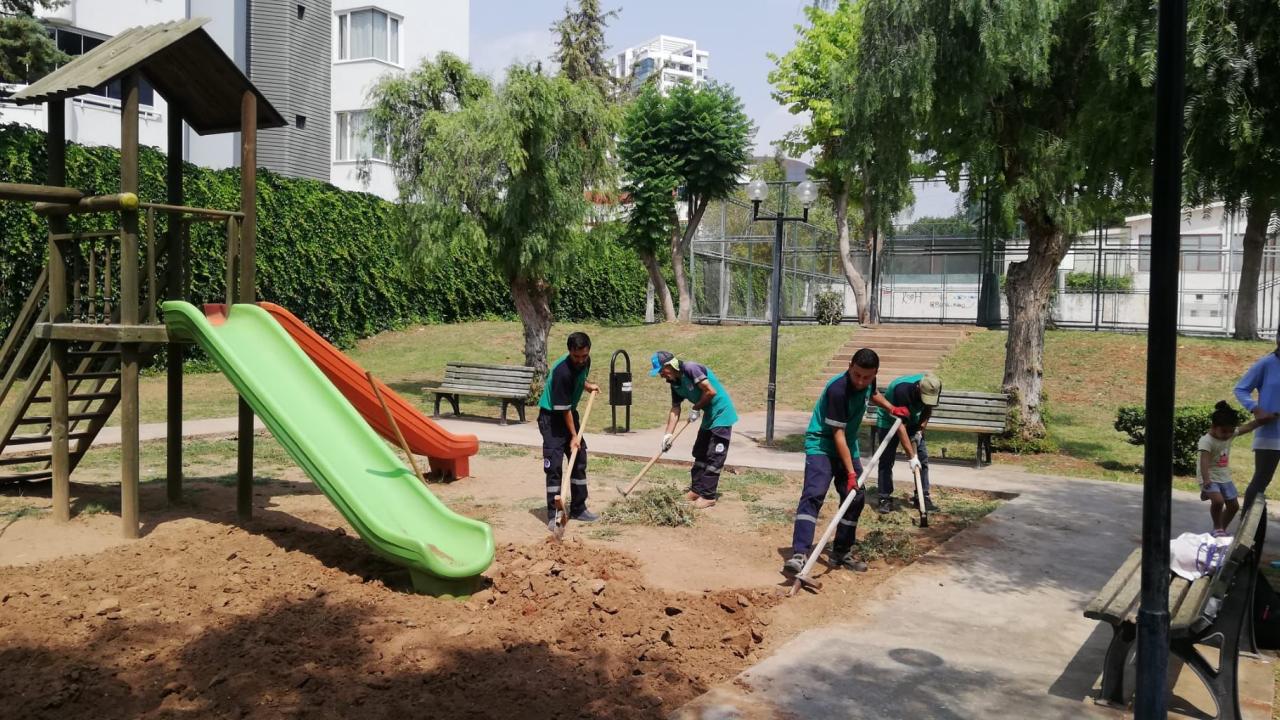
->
xmin=1135 ymin=0 xmax=1186 ymax=715
xmin=166 ymin=109 xmax=184 ymax=504
xmin=765 ymin=212 xmax=783 ymax=445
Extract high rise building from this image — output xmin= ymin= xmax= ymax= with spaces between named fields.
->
xmin=609 ymin=35 xmax=708 ymax=94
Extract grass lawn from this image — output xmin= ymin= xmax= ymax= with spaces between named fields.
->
xmin=4 ymin=321 xmax=851 ymax=435
xmin=936 ymin=329 xmax=1277 ymax=498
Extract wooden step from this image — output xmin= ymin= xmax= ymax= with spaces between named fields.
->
xmin=0 ymin=469 xmax=53 ymax=483
xmin=67 ymin=371 xmax=119 ymax=381
xmin=33 ymin=391 xmax=119 ymax=403
xmin=17 ymin=411 xmax=111 ymax=425
xmin=0 ymin=453 xmax=51 ymax=466
xmin=5 ymin=431 xmax=94 ymax=445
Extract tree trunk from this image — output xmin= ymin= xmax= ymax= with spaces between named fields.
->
xmin=640 ymin=249 xmax=676 ymax=322
xmin=1233 ymin=196 xmax=1274 ymax=340
xmin=834 ymin=189 xmax=869 ymax=323
xmin=1001 ymin=210 xmax=1071 ymax=445
xmin=510 ymin=276 xmax=554 ymax=387
xmin=670 ymin=198 xmax=709 ymax=323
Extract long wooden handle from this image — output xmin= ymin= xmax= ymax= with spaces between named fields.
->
xmin=367 ymin=371 xmax=427 ymax=484
xmin=563 ymin=390 xmax=596 ymax=474
xmin=620 ymin=417 xmax=694 ymax=497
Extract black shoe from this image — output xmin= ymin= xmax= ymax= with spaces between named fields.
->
xmin=876 ymin=496 xmax=892 ymax=514
xmin=570 ymin=509 xmax=600 ymax=522
xmin=910 ymin=495 xmax=940 ymax=513
xmin=830 ymin=547 xmax=868 ymax=572
xmin=782 ymin=553 xmax=806 ymax=575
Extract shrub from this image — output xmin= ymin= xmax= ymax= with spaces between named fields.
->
xmin=1114 ymin=403 xmax=1249 ymax=475
xmin=1064 ymin=271 xmax=1134 ymax=293
xmin=814 ymin=291 xmax=844 ymax=325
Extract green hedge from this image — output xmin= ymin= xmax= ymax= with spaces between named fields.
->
xmin=0 ymin=124 xmax=647 ymax=347
xmin=1064 ymin=271 xmax=1134 ymax=293
xmin=1114 ymin=403 xmax=1249 ymax=475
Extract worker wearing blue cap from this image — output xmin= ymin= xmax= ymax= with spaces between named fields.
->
xmin=651 ymin=351 xmax=738 ymax=508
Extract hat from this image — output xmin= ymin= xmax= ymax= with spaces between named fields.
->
xmin=650 ymin=351 xmax=678 ymax=376
xmin=918 ymin=373 xmax=942 ymax=406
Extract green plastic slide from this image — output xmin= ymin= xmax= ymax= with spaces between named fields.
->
xmin=162 ymin=301 xmax=494 ymax=591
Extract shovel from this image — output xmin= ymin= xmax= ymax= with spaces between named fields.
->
xmin=553 ymin=390 xmax=597 ymax=540
xmin=616 ymin=417 xmax=695 ymax=498
xmin=911 ymin=462 xmax=929 ymax=528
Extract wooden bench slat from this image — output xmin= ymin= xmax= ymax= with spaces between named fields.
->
xmin=930 ymin=409 xmax=1008 ymax=422
xmin=441 ymin=377 xmax=534 ymax=390
xmin=445 ymin=367 xmax=537 ymax=380
xmin=1085 ymin=548 xmax=1142 ymax=620
xmin=437 ymin=385 xmax=528 ymax=398
xmin=445 ymin=361 xmax=535 ymax=372
xmin=936 ymin=396 xmax=1008 ymax=407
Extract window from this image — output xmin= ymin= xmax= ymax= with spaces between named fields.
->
xmin=46 ymin=27 xmax=155 ymax=106
xmin=335 ymin=111 xmax=386 ymax=161
xmin=1138 ymin=234 xmax=1224 ymax=272
xmin=336 ymin=8 xmax=400 ymax=63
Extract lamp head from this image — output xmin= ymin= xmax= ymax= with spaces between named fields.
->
xmin=747 ymin=179 xmax=768 ymax=202
xmin=797 ymin=180 xmax=819 ymax=207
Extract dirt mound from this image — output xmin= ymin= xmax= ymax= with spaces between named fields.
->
xmin=0 ymin=515 xmax=775 ymax=719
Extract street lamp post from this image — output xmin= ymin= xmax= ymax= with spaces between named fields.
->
xmin=748 ymin=178 xmax=819 ymax=446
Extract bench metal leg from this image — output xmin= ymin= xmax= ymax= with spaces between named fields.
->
xmin=499 ymin=400 xmax=509 ymax=426
xmin=1096 ymin=621 xmax=1135 ymax=707
xmin=1176 ymin=569 xmax=1253 ymax=720
xmin=447 ymin=394 xmax=460 ymax=416
xmin=433 ymin=393 xmax=443 ymax=418
xmin=515 ymin=403 xmax=526 ymax=423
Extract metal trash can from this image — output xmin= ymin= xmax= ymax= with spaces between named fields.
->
xmin=609 ymin=349 xmax=632 ymax=433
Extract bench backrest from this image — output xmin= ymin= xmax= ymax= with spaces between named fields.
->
xmin=860 ymin=389 xmax=1009 ymax=433
xmin=441 ymin=362 xmax=536 ymax=396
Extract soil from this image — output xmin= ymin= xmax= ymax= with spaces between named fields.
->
xmin=0 ymin=442 xmax=999 ymax=719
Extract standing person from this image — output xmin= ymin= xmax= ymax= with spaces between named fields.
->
xmin=1235 ymin=336 xmax=1280 ymax=507
xmin=783 ymin=348 xmax=908 ymax=575
xmin=538 ymin=332 xmax=600 ymax=532
xmin=1198 ymin=401 xmax=1265 ymax=535
xmin=874 ymin=373 xmax=941 ymax=514
xmin=651 ymin=351 xmax=739 ymax=509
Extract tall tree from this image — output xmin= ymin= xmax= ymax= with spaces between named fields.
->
xmin=771 ymin=0 xmax=918 ymax=323
xmin=368 ymin=54 xmax=618 ymax=376
xmin=550 ymin=0 xmax=618 ymax=98
xmin=0 ymin=1 xmax=68 ymax=84
xmin=617 ymin=82 xmax=752 ymax=323
xmin=856 ymin=1 xmax=1152 ymax=443
xmin=1181 ymin=0 xmax=1280 ymax=340
xmin=617 ymin=85 xmax=678 ymax=321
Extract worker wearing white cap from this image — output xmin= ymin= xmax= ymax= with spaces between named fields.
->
xmin=651 ymin=351 xmax=738 ymax=509
xmin=874 ymin=372 xmax=942 ymax=513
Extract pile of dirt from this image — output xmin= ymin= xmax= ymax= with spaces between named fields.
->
xmin=0 ymin=514 xmax=776 ymax=719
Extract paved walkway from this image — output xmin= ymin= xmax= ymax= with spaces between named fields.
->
xmin=7 ymin=407 xmax=1274 ymax=716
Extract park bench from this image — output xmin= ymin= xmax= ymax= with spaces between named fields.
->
xmin=862 ymin=390 xmax=1009 ymax=468
xmin=431 ymin=362 xmax=536 ymax=425
xmin=1082 ymin=498 xmax=1266 ymax=718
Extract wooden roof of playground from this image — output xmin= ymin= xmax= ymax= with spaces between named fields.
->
xmin=12 ymin=17 xmax=285 ymax=135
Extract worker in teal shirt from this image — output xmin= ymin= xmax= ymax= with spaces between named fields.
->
xmin=538 ymin=332 xmax=600 ymax=532
xmin=651 ymin=351 xmax=738 ymax=509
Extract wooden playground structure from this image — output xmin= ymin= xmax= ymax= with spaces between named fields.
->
xmin=0 ymin=19 xmax=285 ymax=538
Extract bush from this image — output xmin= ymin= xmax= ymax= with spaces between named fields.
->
xmin=1064 ymin=271 xmax=1134 ymax=293
xmin=814 ymin=291 xmax=844 ymax=325
xmin=1114 ymin=403 xmax=1249 ymax=475
xmin=0 ymin=124 xmax=648 ymax=347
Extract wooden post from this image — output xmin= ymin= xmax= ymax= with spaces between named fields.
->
xmin=119 ymin=72 xmax=141 ymax=539
xmin=166 ymin=108 xmax=184 ymax=504
xmin=47 ymin=99 xmax=70 ymax=524
xmin=236 ymin=90 xmax=257 ymax=521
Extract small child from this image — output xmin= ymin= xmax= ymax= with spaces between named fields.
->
xmin=1198 ymin=401 xmax=1263 ymax=535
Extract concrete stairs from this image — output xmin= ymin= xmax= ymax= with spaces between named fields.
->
xmin=808 ymin=324 xmax=974 ymax=394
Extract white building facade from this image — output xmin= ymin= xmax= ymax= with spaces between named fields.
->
xmin=330 ymin=0 xmax=469 ymax=199
xmin=0 ymin=0 xmax=470 ymax=200
xmin=610 ymin=35 xmax=708 ymax=93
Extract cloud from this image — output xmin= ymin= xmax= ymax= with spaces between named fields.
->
xmin=471 ymin=29 xmax=557 ymax=78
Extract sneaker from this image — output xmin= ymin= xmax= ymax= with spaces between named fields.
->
xmin=685 ymin=490 xmax=700 ymax=501
xmin=830 ymin=547 xmax=869 ymax=572
xmin=876 ymin=496 xmax=892 ymax=514
xmin=570 ymin=509 xmax=600 ymax=523
xmin=782 ymin=553 xmax=806 ymax=575
xmin=692 ymin=497 xmax=717 ymax=509
xmin=910 ymin=495 xmax=940 ymax=513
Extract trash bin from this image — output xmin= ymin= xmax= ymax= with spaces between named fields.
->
xmin=609 ymin=349 xmax=632 ymax=433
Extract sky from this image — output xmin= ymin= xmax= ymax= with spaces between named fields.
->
xmin=469 ymin=0 xmax=814 ymax=156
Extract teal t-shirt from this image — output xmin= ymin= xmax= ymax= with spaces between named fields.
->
xmin=804 ymin=372 xmax=875 ymax=457
xmin=537 ymin=354 xmax=589 ymax=412
xmin=669 ymin=361 xmax=738 ymax=428
xmin=876 ymin=373 xmax=925 ymax=429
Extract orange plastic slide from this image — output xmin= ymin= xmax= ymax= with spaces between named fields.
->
xmin=246 ymin=302 xmax=478 ymax=479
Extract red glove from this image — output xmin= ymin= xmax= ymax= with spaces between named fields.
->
xmin=890 ymin=406 xmax=910 ymax=418
xmin=846 ymin=471 xmax=860 ymax=493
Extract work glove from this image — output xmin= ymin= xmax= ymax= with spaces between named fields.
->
xmin=688 ymin=409 xmax=701 ymax=424
xmin=908 ymin=456 xmax=922 ymax=472
xmin=846 ymin=471 xmax=860 ymax=493
xmin=912 ymin=430 xmax=923 ymax=445
xmin=661 ymin=433 xmax=674 ymax=452
xmin=890 ymin=406 xmax=910 ymax=418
